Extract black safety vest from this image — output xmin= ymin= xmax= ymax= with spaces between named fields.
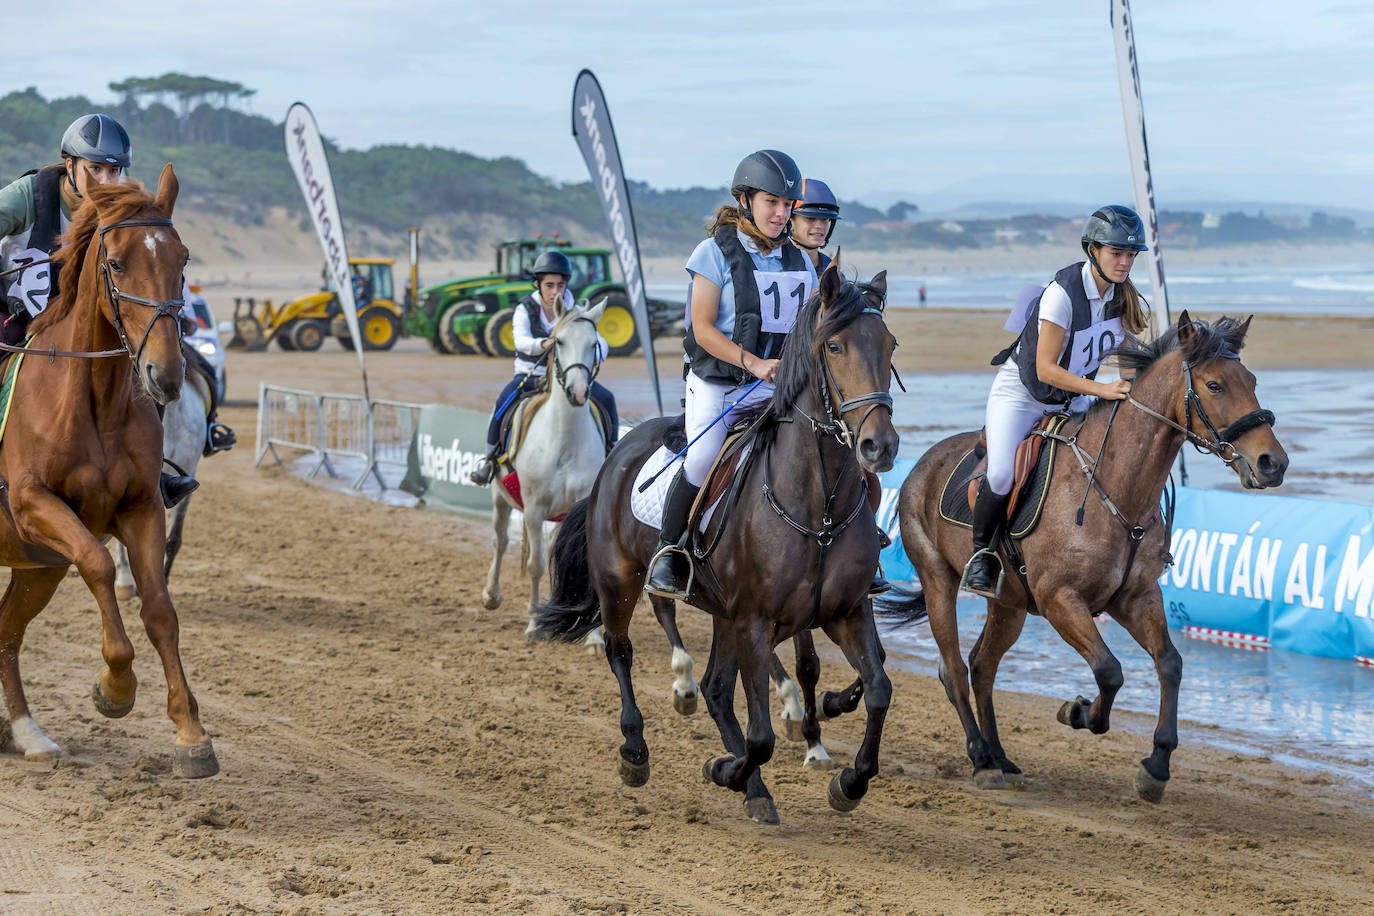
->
xmin=991 ymin=262 xmax=1121 ymax=405
xmin=2 ymin=166 xmax=65 ymax=315
xmin=683 ymin=227 xmax=809 ymax=385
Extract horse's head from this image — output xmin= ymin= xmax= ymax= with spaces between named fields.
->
xmin=550 ymin=298 xmax=607 ymax=407
xmin=813 ymin=256 xmax=900 ymax=472
xmin=1172 ymin=311 xmax=1287 ymax=489
xmin=83 ymin=164 xmax=188 ymax=404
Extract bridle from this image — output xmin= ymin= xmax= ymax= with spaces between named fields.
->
xmin=796 ymin=285 xmax=895 ymax=449
xmin=1125 ymin=352 xmax=1276 ymax=467
xmin=550 ymin=314 xmax=602 ymax=397
xmin=0 ymin=218 xmax=185 ymax=362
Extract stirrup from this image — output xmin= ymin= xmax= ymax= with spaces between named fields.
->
xmin=204 ymin=421 xmax=236 ymax=456
xmin=644 ymin=543 xmax=694 ymax=601
xmin=468 ymin=457 xmax=495 ymax=486
xmin=960 ymin=548 xmax=1004 ymax=599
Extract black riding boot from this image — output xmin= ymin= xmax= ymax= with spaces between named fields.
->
xmin=965 ymin=479 xmax=1010 ymax=594
xmin=160 ymin=472 xmax=199 ymax=509
xmin=468 ymin=447 xmax=499 ymax=486
xmin=644 ymin=469 xmax=701 ymax=598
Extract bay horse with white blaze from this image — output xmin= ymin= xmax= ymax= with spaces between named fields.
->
xmin=882 ymin=313 xmax=1285 ymax=802
xmin=0 ymin=165 xmax=217 ymax=777
xmin=535 ymin=260 xmax=897 ymax=825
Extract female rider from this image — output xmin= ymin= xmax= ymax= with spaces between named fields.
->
xmin=469 ymin=249 xmax=617 ymax=486
xmin=644 ymin=150 xmax=820 ymax=598
xmin=0 ymin=114 xmax=211 ymax=505
xmin=964 ymin=205 xmax=1150 ymax=594
xmin=789 ymin=178 xmax=841 ymax=273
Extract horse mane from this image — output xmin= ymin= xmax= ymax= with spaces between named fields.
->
xmin=769 ymin=277 xmax=882 ymax=417
xmin=1089 ymin=315 xmax=1251 ymax=418
xmin=33 ymin=181 xmax=165 ymax=334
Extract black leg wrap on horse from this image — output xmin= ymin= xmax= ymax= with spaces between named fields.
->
xmin=160 ymin=471 xmax=199 ymax=509
xmin=965 ymin=479 xmax=1010 ymax=593
xmin=645 ymin=469 xmax=700 ymax=596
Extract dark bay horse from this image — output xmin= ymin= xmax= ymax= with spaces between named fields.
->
xmin=535 ymin=260 xmax=898 ymax=824
xmin=0 ymin=166 xmax=218 ymax=778
xmin=884 ymin=313 xmax=1285 ymax=802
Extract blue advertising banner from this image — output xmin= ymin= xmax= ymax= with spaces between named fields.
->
xmin=872 ymin=464 xmax=1374 ymax=666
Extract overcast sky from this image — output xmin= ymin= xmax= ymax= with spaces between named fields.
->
xmin=21 ymin=0 xmax=1374 ymax=210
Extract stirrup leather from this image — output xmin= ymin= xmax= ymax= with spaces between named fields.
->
xmin=644 ymin=543 xmax=695 ymax=600
xmin=960 ymin=547 xmax=1004 ymax=599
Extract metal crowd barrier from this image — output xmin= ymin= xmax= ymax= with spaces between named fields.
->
xmin=255 ymin=382 xmax=423 ymax=491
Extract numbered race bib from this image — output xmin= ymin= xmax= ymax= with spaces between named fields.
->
xmin=2 ymin=247 xmax=53 ymax=316
xmin=1067 ymin=316 xmax=1124 ymax=378
xmin=754 ymin=269 xmax=813 ymax=335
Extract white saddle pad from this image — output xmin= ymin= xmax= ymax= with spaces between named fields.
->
xmin=629 ymin=444 xmax=749 ymax=531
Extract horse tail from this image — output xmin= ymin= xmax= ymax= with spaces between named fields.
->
xmin=872 ymin=582 xmax=927 ymax=626
xmin=532 ymin=497 xmax=602 ymax=640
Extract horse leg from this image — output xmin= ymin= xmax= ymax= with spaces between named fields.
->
xmin=1043 ymin=596 xmax=1125 ymax=736
xmin=598 ymin=568 xmax=650 ymax=787
xmin=648 ymin=594 xmax=697 ymax=715
xmin=927 ymin=577 xmax=1002 ymax=786
xmin=703 ymin=623 xmax=780 ymax=823
xmin=967 ymin=601 xmax=1028 ymax=785
xmin=1109 ymin=588 xmax=1182 ymax=803
xmin=820 ymin=601 xmax=892 ymax=812
xmin=163 ymin=498 xmax=190 ymax=581
xmin=790 ymin=632 xmax=838 ymax=770
xmin=769 ymin=649 xmax=805 ymax=742
xmin=0 ymin=568 xmax=70 ymax=758
xmin=482 ymin=494 xmax=512 ymax=610
xmin=113 ymin=539 xmax=138 ymax=600
xmin=522 ymin=511 xmax=544 ymax=639
xmin=118 ymin=503 xmax=216 ymax=777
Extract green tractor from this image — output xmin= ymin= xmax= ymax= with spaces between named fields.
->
xmin=407 ymin=236 xmax=680 ymax=357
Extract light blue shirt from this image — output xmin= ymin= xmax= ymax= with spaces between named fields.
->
xmin=684 ymin=230 xmax=818 ymax=336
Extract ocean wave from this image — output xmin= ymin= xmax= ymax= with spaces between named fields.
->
xmin=1291 ymin=275 xmax=1374 ymax=293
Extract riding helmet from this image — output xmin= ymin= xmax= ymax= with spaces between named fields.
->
xmin=792 ymin=178 xmax=843 ymax=220
xmin=61 ymin=114 xmax=132 ymax=169
xmin=530 ymin=249 xmax=572 ymax=279
xmin=1081 ymin=205 xmax=1148 ymax=253
xmin=730 ymin=150 xmax=802 ymax=200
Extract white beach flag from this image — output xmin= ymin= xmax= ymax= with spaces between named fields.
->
xmin=283 ymin=102 xmax=369 ymax=398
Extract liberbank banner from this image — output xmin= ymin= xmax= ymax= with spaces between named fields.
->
xmin=871 ymin=461 xmax=1374 ymax=666
xmin=400 ymin=405 xmax=494 ymax=514
xmin=571 ymin=69 xmax=663 ymax=416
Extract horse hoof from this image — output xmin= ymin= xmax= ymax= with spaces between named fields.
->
xmin=827 ymin=770 xmax=862 ymax=813
xmin=802 ymin=750 xmax=836 ymax=771
xmin=1134 ymin=763 xmax=1168 ymax=804
xmin=782 ymin=717 xmax=805 ymax=742
xmin=618 ymin=756 xmax=650 ymax=788
xmin=524 ymin=627 xmax=548 ymax=644
xmin=115 ymin=584 xmax=137 ymax=600
xmin=673 ymin=691 xmax=697 ymax=716
xmin=1057 ymin=696 xmax=1089 ymax=729
xmin=91 ymin=682 xmax=135 ymax=719
xmin=1002 ymin=770 xmax=1026 ymax=789
xmin=702 ymin=755 xmax=730 ymax=785
xmin=482 ymin=592 xmax=501 ymax=611
xmin=744 ymin=797 xmax=779 ymax=825
xmin=973 ymin=767 xmax=1008 ymax=790
xmin=0 ymin=719 xmax=11 ymax=752
xmin=173 ymin=740 xmax=220 ymax=779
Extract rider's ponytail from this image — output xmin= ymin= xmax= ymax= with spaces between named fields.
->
xmin=705 ymin=204 xmax=779 ymax=255
xmin=1113 ymin=278 xmax=1150 ymax=336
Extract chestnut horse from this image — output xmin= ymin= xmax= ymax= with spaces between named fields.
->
xmin=0 ymin=165 xmax=217 ymax=778
xmin=535 ymin=261 xmax=898 ymax=824
xmin=883 ymin=313 xmax=1285 ymax=802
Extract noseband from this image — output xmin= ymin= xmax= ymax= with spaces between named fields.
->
xmin=98 ymin=218 xmax=187 ymax=364
xmin=551 ymin=315 xmax=602 ymax=393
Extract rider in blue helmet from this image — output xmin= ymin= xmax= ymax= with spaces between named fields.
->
xmin=790 ymin=178 xmax=842 ymax=273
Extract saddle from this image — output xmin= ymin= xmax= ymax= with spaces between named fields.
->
xmin=497 ymin=382 xmax=613 ymax=468
xmin=938 ymin=414 xmax=1069 ymax=540
xmin=654 ymin=414 xmax=757 ymax=535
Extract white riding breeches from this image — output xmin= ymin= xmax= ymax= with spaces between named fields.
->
xmin=683 ymin=371 xmax=774 ymax=487
xmin=983 ymin=363 xmax=1086 ymax=496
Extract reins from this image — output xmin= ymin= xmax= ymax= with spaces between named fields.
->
xmin=0 ymin=218 xmax=186 ymax=362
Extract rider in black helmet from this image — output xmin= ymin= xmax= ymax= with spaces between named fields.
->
xmin=964 ymin=205 xmax=1151 ymax=596
xmin=469 ymin=248 xmax=618 ymax=486
xmin=0 ymin=114 xmax=210 ymax=506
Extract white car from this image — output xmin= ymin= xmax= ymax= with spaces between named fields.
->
xmin=183 ymin=285 xmax=226 ymax=402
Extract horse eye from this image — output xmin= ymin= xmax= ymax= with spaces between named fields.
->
xmin=108 ymin=259 xmax=122 ymax=273
xmin=827 ymin=341 xmax=842 ymax=355
xmin=1206 ymin=381 xmax=1223 ymax=394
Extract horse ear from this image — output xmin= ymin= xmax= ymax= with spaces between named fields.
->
xmin=154 ymin=164 xmax=179 ymax=217
xmin=819 ymin=250 xmax=843 ymax=304
xmin=1176 ymin=309 xmax=1194 ymax=342
xmin=1237 ymin=314 xmax=1253 ymax=341
xmin=583 ymin=297 xmax=607 ymax=323
xmin=868 ymin=269 xmax=888 ymax=301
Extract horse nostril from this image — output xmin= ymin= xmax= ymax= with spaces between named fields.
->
xmin=1258 ymin=453 xmax=1284 ymax=479
xmin=860 ymin=438 xmax=879 ymax=462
